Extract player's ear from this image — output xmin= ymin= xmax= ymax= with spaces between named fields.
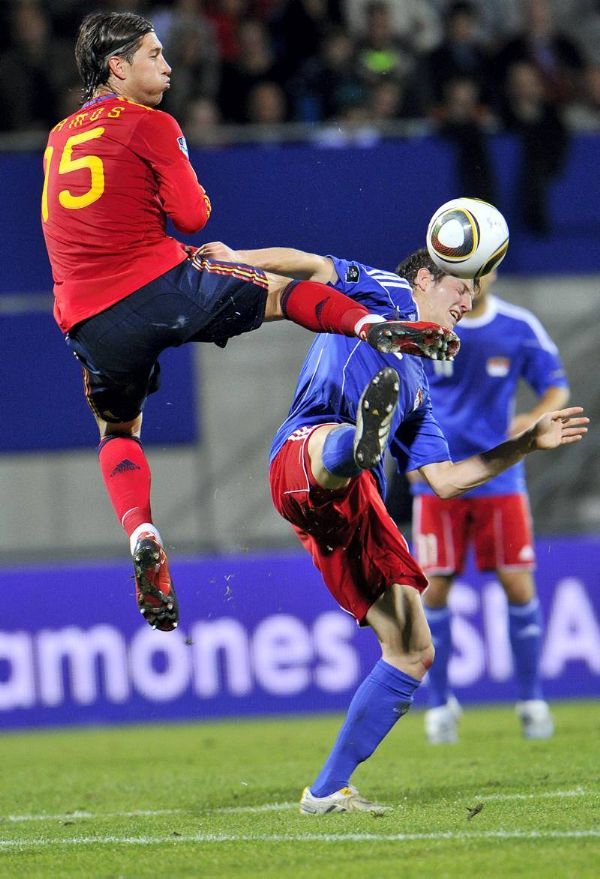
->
xmin=107 ymin=54 xmax=128 ymax=82
xmin=414 ymin=267 xmax=432 ymax=293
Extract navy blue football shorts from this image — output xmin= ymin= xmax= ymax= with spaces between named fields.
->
xmin=66 ymin=256 xmax=269 ymax=424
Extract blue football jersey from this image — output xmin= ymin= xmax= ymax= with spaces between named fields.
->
xmin=270 ymin=256 xmax=451 ymax=495
xmin=412 ymin=295 xmax=568 ymax=498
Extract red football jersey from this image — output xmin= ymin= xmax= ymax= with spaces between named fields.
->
xmin=41 ymin=94 xmax=211 ymax=332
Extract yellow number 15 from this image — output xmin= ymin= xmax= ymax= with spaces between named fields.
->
xmin=42 ymin=127 xmax=105 ymax=222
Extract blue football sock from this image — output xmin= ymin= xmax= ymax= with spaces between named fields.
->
xmin=424 ymin=606 xmax=452 ymax=709
xmin=310 ymin=659 xmax=420 ymax=798
xmin=508 ymin=598 xmax=544 ymax=701
xmin=321 ymin=424 xmax=360 ymax=478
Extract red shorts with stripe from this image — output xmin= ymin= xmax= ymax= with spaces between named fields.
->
xmin=270 ymin=426 xmax=429 ymax=624
xmin=412 ymin=493 xmax=536 ymax=575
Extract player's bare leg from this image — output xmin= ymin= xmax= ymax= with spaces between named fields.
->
xmin=301 ymin=585 xmax=433 ymax=815
xmin=366 ymin=582 xmax=435 ymax=680
xmin=94 ymin=411 xmax=178 ymax=631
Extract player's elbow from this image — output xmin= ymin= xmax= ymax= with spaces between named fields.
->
xmin=432 ymin=482 xmax=462 ymax=501
xmin=173 ymin=215 xmax=206 ymax=234
xmin=172 ymin=205 xmax=210 ymax=234
xmin=171 ymin=190 xmax=211 ymax=234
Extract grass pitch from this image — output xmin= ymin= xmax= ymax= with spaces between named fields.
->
xmin=0 ymin=701 xmax=598 ymax=879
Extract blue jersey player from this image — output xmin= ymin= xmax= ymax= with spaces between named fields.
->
xmin=200 ymin=241 xmax=587 ymax=814
xmin=409 ymin=270 xmax=569 ymax=742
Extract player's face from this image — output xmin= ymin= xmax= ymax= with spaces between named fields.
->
xmin=120 ymin=32 xmax=171 ymax=107
xmin=421 ymin=271 xmax=475 ymax=328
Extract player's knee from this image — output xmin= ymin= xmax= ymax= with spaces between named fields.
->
xmin=420 ymin=640 xmax=435 ymax=672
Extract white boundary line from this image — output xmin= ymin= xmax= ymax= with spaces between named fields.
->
xmin=2 ymin=809 xmax=184 ymax=824
xmin=0 ymin=788 xmax=592 ymax=823
xmin=0 ymin=830 xmax=599 ymax=850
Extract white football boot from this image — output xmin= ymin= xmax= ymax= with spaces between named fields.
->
xmin=515 ymin=700 xmax=555 ymax=739
xmin=424 ymin=695 xmax=462 ymax=744
xmin=299 ymin=785 xmax=389 ymax=816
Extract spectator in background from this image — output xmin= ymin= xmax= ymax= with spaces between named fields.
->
xmin=246 ymin=80 xmax=290 ymax=125
xmin=271 ymin=0 xmax=344 ymax=82
xmin=162 ymin=9 xmax=220 ymax=119
xmin=470 ymin=0 xmax=523 ymax=50
xmin=501 ymin=61 xmax=569 ymax=233
xmin=369 ymin=78 xmax=406 ymax=122
xmin=426 ymin=1 xmax=492 ymax=108
xmin=183 ymin=96 xmax=228 ymax=147
xmin=356 ymin=1 xmax=416 ymax=90
xmin=290 ymin=26 xmax=366 ymax=122
xmin=344 ymin=0 xmax=442 ymax=54
xmin=434 ymin=76 xmax=497 ymax=204
xmin=204 ymin=0 xmax=251 ymax=63
xmin=218 ymin=18 xmax=285 ymax=122
xmin=367 ymin=72 xmax=428 ymax=122
xmin=565 ymin=63 xmax=600 ymax=130
xmin=493 ymin=0 xmax=584 ymax=107
xmin=0 ymin=0 xmax=76 ymax=131
xmin=312 ymin=100 xmax=381 ymax=147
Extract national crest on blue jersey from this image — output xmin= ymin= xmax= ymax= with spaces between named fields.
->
xmin=486 ymin=356 xmax=510 ymax=377
xmin=177 ymin=136 xmax=189 ymax=158
xmin=413 ymin=387 xmax=424 ymax=410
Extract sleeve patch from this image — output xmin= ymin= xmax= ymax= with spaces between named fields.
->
xmin=177 ymin=135 xmax=189 ymax=158
xmin=345 ymin=264 xmax=360 ymax=283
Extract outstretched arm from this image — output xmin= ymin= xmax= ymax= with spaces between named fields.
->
xmin=198 ymin=242 xmax=337 ymax=283
xmin=421 ymin=407 xmax=588 ymax=499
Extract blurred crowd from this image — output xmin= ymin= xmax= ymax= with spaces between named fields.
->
xmin=1 ymin=0 xmax=599 ymax=231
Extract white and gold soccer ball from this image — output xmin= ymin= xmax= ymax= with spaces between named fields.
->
xmin=426 ymin=197 xmax=509 ymax=278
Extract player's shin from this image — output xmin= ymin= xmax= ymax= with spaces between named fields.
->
xmin=98 ymin=434 xmax=154 ymax=540
xmin=310 ymin=660 xmax=420 ymax=797
xmin=280 ymin=280 xmax=377 ymax=337
xmin=508 ymin=598 xmax=544 ymax=701
xmin=424 ymin=605 xmax=453 ymax=708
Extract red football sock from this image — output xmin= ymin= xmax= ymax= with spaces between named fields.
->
xmin=280 ymin=280 xmax=371 ymax=337
xmin=98 ymin=435 xmax=153 ymax=537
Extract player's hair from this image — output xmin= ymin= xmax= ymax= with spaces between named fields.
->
xmin=75 ymin=12 xmax=155 ymax=102
xmin=395 ymin=247 xmax=480 ymax=291
xmin=395 ymin=248 xmax=446 ymax=286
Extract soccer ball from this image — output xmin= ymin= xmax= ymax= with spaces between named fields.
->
xmin=426 ymin=197 xmax=509 ymax=279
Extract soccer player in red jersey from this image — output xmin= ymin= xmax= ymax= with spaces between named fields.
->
xmin=41 ymin=12 xmax=458 ymax=632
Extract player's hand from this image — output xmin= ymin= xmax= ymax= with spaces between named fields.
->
xmin=529 ymin=407 xmax=589 ymax=450
xmin=197 ymin=241 xmax=240 ymax=262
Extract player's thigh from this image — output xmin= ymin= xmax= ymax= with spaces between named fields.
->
xmin=496 ymin=568 xmax=536 ymax=603
xmin=366 ymin=583 xmax=433 ymax=675
xmin=184 ymin=255 xmax=271 ymax=341
xmin=412 ymin=494 xmax=469 ymax=575
xmin=307 ymin=424 xmax=353 ymax=489
xmin=423 ymin=574 xmax=454 ymax=608
xmin=78 ymin=363 xmax=159 ymax=428
xmin=472 ymin=494 xmax=536 ymax=572
xmin=262 ymin=271 xmax=295 ymax=321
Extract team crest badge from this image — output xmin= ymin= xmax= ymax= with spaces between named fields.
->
xmin=345 ymin=265 xmax=360 ymax=283
xmin=413 ymin=387 xmax=424 ymax=410
xmin=177 ymin=136 xmax=189 ymax=158
xmin=486 ymin=356 xmax=510 ymax=377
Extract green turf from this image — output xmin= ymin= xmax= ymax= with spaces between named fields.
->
xmin=0 ymin=701 xmax=598 ymax=878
